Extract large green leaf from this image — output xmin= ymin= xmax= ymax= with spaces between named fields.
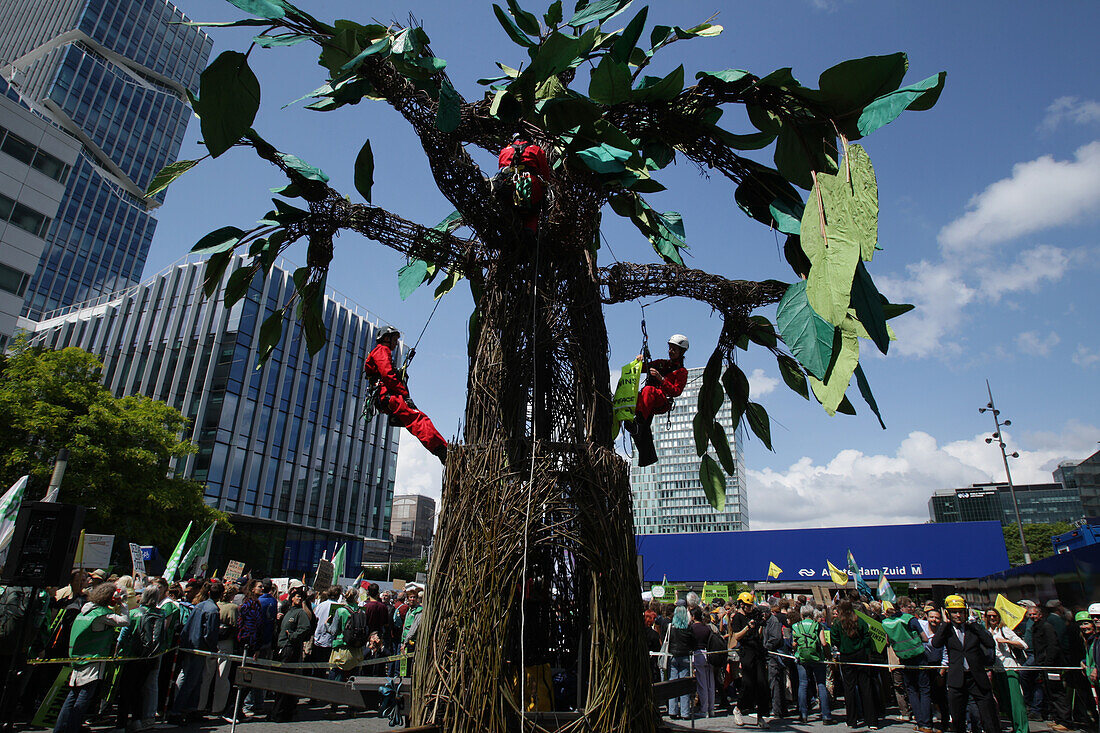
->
xmin=253 ymin=33 xmax=311 ymax=47
xmin=224 ymin=266 xmax=255 ymax=306
xmin=854 ymin=364 xmax=886 ymax=429
xmin=692 ymin=412 xmax=710 ymax=457
xmin=506 ymin=0 xmax=541 ymax=35
xmin=493 ymin=4 xmax=538 ymax=47
xmin=808 ymin=325 xmax=859 ymax=415
xmin=850 ymin=261 xmax=889 ymax=355
xmin=775 ymin=281 xmax=834 ymax=381
xmin=192 ymin=226 xmax=245 ymax=254
xmin=544 ymin=1 xmax=563 ymax=26
xmin=576 ymin=143 xmax=633 ymax=173
xmin=226 ymin=0 xmax=286 ymax=20
xmin=202 ymin=251 xmax=234 ymax=297
xmin=733 ymin=160 xmax=804 ymax=232
xmin=698 ymin=454 xmax=726 ymax=511
xmin=145 ymin=159 xmax=201 ymax=198
xmin=817 ymin=53 xmax=908 ymax=114
xmin=567 ymin=0 xmax=630 ymax=28
xmin=633 ymin=64 xmax=684 ymax=101
xmin=776 ymin=353 xmax=809 ymax=400
xmin=745 ymin=402 xmax=773 ymax=451
xmin=697 ymin=348 xmax=724 ymax=422
xmin=854 ymin=71 xmax=947 ymax=138
xmin=589 ymin=56 xmax=632 ymax=104
xmin=196 ymin=51 xmax=261 ymax=158
xmin=354 ymin=139 xmax=374 ymax=202
xmin=435 ymin=77 xmax=461 ymax=132
xmin=255 ymin=308 xmax=285 ymax=366
xmin=708 ymin=419 xmax=736 ymax=475
xmin=610 ymin=5 xmax=648 ymax=64
xmin=397 ymin=260 xmax=430 ymax=300
xmin=278 ymin=153 xmax=329 ymax=182
xmin=696 ymin=69 xmax=752 ymax=85
xmin=721 ymin=363 xmax=750 ymax=426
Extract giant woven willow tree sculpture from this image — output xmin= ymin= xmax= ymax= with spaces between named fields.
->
xmin=158 ymin=1 xmax=945 ymax=730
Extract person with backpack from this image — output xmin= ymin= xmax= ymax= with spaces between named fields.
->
xmin=884 ymin=596 xmax=933 ymax=733
xmin=167 ymin=581 xmax=221 ymax=725
xmin=52 ymin=582 xmax=129 ymax=733
xmin=325 ymin=588 xmax=365 ymax=717
xmin=115 ymin=586 xmax=166 ymax=732
xmin=364 ymin=327 xmax=447 ymax=463
xmin=792 ymin=607 xmax=835 ymax=725
xmin=622 ymin=335 xmax=690 ymax=468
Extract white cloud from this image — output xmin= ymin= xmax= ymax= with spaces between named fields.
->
xmin=1040 ymin=97 xmax=1100 ymax=133
xmin=395 ymin=437 xmax=443 ymax=503
xmin=1015 ymin=330 xmax=1060 ymax=356
xmin=877 ymin=261 xmax=973 ymax=358
xmin=1073 ymin=345 xmax=1100 ymax=369
xmin=975 ymin=244 xmax=1071 ymax=300
xmin=748 ymin=421 xmax=1100 ymax=529
xmin=938 ymin=142 xmax=1100 ymax=251
xmin=747 ymin=368 xmax=779 ymax=398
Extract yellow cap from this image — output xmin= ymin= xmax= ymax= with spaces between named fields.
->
xmin=738 ymin=591 xmax=755 ymax=604
xmin=944 ymin=595 xmax=966 ymax=610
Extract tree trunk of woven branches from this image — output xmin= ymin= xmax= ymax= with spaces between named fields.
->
xmin=411 ymin=241 xmax=658 ymax=732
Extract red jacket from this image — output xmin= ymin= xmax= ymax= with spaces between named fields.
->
xmin=498 ymin=140 xmax=550 ymax=200
xmin=364 ymin=343 xmax=409 ymax=399
xmin=644 ymin=359 xmax=687 ymax=398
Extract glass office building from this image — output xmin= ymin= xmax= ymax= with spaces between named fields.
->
xmin=0 ymin=0 xmax=212 ymax=318
xmin=928 ymin=482 xmax=1086 ymax=526
xmin=28 ymin=257 xmax=402 ymax=576
xmin=631 ymin=366 xmax=749 ymax=534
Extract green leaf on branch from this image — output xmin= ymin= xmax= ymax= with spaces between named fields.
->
xmin=255 ymin=308 xmax=286 ymax=366
xmin=697 ymin=348 xmax=724 ymax=422
xmin=253 ymin=33 xmax=312 ymax=47
xmin=733 ymin=161 xmax=804 ymax=232
xmin=721 ymin=363 xmax=750 ymax=426
xmin=708 ymin=419 xmax=736 ymax=475
xmin=506 ymin=0 xmax=542 ymax=35
xmin=807 ymin=325 xmax=860 ymax=415
xmin=435 ymin=77 xmax=461 ymax=132
xmin=745 ymin=402 xmax=773 ymax=451
xmin=776 ymin=353 xmax=809 ymax=400
xmin=610 ymin=5 xmax=648 ymax=63
xmin=746 ymin=315 xmax=778 ymax=350
xmin=192 ymin=226 xmax=245 ymax=254
xmin=882 ymin=301 xmax=915 ymax=320
xmin=433 ymin=268 xmax=463 ymax=299
xmin=696 ymin=69 xmax=752 ymax=85
xmin=576 ymin=142 xmax=633 ymax=173
xmin=202 ymin=251 xmax=234 ymax=298
xmin=145 ymin=159 xmax=202 ymax=198
xmin=853 ymin=71 xmax=947 ymax=138
xmin=278 ymin=153 xmax=329 ymax=182
xmin=195 ymin=51 xmax=261 ymax=158
xmin=850 ymin=261 xmax=889 ymax=354
xmin=397 ymin=260 xmax=431 ymax=300
xmin=699 ymin=454 xmax=726 ymax=511
xmin=774 ymin=121 xmax=837 ymax=190
xmin=354 ymin=139 xmax=374 ymax=202
xmin=568 ymin=0 xmax=631 ymax=28
xmin=493 ymin=4 xmax=537 ymax=47
xmin=589 ymin=56 xmax=632 ymax=104
xmin=224 ymin=267 xmax=255 ymax=306
xmin=633 ymin=64 xmax=684 ymax=101
xmin=776 ymin=280 xmax=834 ymax=381
xmin=854 ymin=364 xmax=886 ymax=429
xmin=433 ymin=210 xmax=464 ymax=233
xmin=225 ymin=0 xmax=286 ymax=20
xmin=817 ymin=53 xmax=908 ymax=115
xmin=544 ymin=0 xmax=563 ymax=26
xmin=693 ymin=412 xmax=710 ymax=456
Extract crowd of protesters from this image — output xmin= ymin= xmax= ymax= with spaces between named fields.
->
xmin=0 ymin=569 xmax=423 ymax=732
xmin=645 ymin=591 xmax=1100 ymax=732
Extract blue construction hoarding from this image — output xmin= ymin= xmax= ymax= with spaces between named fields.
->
xmin=636 ymin=521 xmax=1010 ymax=583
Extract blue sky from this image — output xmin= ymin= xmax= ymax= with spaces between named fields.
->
xmin=149 ymin=0 xmax=1100 ymax=528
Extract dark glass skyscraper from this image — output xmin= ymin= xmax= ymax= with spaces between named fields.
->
xmin=0 ymin=0 xmax=211 ymax=318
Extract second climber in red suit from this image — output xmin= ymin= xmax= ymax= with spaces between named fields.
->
xmin=364 ymin=326 xmax=448 ymax=464
xmin=626 ymin=333 xmax=690 ymax=433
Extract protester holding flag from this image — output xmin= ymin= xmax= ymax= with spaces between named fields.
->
xmin=167 ymin=581 xmax=222 ymax=725
xmin=984 ymin=606 xmax=1029 ymax=733
xmin=834 ymin=599 xmax=881 ymax=730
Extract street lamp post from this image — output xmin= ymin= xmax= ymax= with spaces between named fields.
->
xmin=980 ymin=380 xmax=1030 ymax=564
xmin=386 ymin=534 xmax=395 ymax=583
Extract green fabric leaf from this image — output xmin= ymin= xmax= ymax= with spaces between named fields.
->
xmin=354 ymin=139 xmax=374 ymax=202
xmin=676 ymin=22 xmax=722 ymax=38
xmin=776 ymin=281 xmax=834 ymax=381
xmin=225 ymin=0 xmax=286 ymax=20
xmin=649 ymin=24 xmax=672 ymax=49
xmin=196 ymin=51 xmax=261 ymax=159
xmin=202 ymin=251 xmax=234 ymax=298
xmin=698 ymin=454 xmax=726 ymax=511
xmin=255 ymin=308 xmax=285 ymax=366
xmin=808 ymin=326 xmax=859 ymax=415
xmin=589 ymin=56 xmax=632 ymax=104
xmin=708 ymin=419 xmax=736 ymax=475
xmin=493 ymin=4 xmax=537 ymax=48
xmin=747 ymin=315 xmax=778 ymax=350
xmin=397 ymin=260 xmax=430 ymax=300
xmin=610 ymin=5 xmax=648 ymax=64
xmin=721 ymin=363 xmax=750 ymax=427
xmin=506 ymin=0 xmax=542 ymax=35
xmin=278 ymin=153 xmax=329 ymax=182
xmin=340 ymin=37 xmax=392 ymax=73
xmin=817 ymin=53 xmax=908 ymax=114
xmin=433 ymin=210 xmax=464 ymax=233
xmin=768 ymin=197 xmax=803 ymax=236
xmin=224 ymin=267 xmax=255 ymax=307
xmin=490 ymin=90 xmax=523 ymax=122
xmin=526 ymin=32 xmax=583 ymax=86
xmin=568 ymin=0 xmax=630 ymax=27
xmin=433 ymin=268 xmax=463 ymax=299
xmin=774 ymin=121 xmax=837 ymax=190
xmin=776 ymin=353 xmax=809 ymax=400
xmin=696 ymin=69 xmax=751 ymax=85
xmin=745 ymin=402 xmax=773 ymax=451
xmin=253 ymin=33 xmax=311 ymax=47
xmin=733 ymin=160 xmax=804 ymax=231
xmin=179 ymin=18 xmax=272 ymax=28
xmin=850 ymin=261 xmax=889 ymax=355
xmin=855 ymin=71 xmax=947 ymax=138
xmin=544 ymin=1 xmax=563 ymax=26
xmin=882 ymin=301 xmax=915 ymax=320
xmin=693 ymin=412 xmax=710 ymax=457
xmin=192 ymin=226 xmax=244 ymax=254
xmin=435 ymin=77 xmax=461 ymax=132
xmin=145 ymin=159 xmax=200 ymax=198
xmin=854 ymin=364 xmax=886 ymax=430
xmin=697 ymin=348 xmax=724 ymax=422
xmin=711 ymin=128 xmax=776 ymax=151
xmin=576 ymin=143 xmax=633 ymax=173
xmin=633 ymin=65 xmax=684 ymax=101
xmin=837 ymin=394 xmax=857 ymax=415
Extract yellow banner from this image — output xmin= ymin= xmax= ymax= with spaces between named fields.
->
xmin=994 ymin=594 xmax=1026 ymax=630
xmin=827 ymin=560 xmax=849 ymax=586
xmin=610 ymin=358 xmax=642 ymax=440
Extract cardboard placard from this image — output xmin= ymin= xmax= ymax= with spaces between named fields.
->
xmin=79 ymin=534 xmax=113 ymax=570
xmin=313 ymin=559 xmax=334 ymax=591
xmin=129 ymin=543 xmax=146 ymax=576
xmin=224 ymin=560 xmax=245 ymax=583
xmin=392 ymin=578 xmax=406 ymax=591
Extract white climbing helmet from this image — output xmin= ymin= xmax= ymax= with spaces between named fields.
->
xmin=1089 ymin=602 xmax=1100 ymax=618
xmin=668 ymin=334 xmax=689 ymax=352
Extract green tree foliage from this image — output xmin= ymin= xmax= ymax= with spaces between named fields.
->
xmin=0 ymin=338 xmax=230 ymax=552
xmin=1002 ymin=522 xmax=1072 ymax=567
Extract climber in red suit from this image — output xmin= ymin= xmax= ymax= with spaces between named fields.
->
xmin=364 ymin=326 xmax=447 ymax=464
xmin=627 ymin=334 xmax=690 ymax=432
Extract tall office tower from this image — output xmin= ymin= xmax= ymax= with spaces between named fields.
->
xmin=0 ymin=0 xmax=212 ymax=319
xmin=0 ymin=78 xmax=81 ymax=348
xmin=28 ymin=257 xmax=402 ymax=577
xmin=631 ymin=366 xmax=749 ymax=534
xmin=389 ymin=494 xmax=437 ymax=561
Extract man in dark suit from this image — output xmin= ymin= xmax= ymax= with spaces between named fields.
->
xmin=931 ymin=595 xmax=999 ymax=733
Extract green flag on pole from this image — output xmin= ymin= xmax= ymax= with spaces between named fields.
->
xmin=331 ymin=543 xmax=346 ymax=581
xmin=163 ymin=521 xmax=193 ymax=582
xmin=0 ymin=475 xmax=28 ymax=563
xmin=176 ymin=522 xmax=216 ymax=579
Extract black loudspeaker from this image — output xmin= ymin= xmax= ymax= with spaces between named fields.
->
xmin=1 ymin=502 xmax=85 ymax=587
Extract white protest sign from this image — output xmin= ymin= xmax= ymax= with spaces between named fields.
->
xmin=80 ymin=534 xmax=114 ymax=570
xmin=129 ymin=543 xmax=146 ymax=575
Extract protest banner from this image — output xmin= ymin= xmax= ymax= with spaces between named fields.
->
xmin=313 ymin=558 xmax=334 ymax=591
xmin=224 ymin=560 xmax=245 ymax=583
xmin=79 ymin=534 xmax=113 ymax=570
xmin=129 ymin=543 xmax=146 ymax=576
xmin=702 ymin=582 xmax=731 ymax=605
xmin=856 ymin=610 xmax=888 ymax=653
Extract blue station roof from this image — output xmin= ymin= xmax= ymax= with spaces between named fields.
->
xmin=636 ymin=521 xmax=1010 ymax=583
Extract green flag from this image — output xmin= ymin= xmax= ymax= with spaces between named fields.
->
xmin=332 ymin=543 xmax=346 ymax=581
xmin=163 ymin=521 xmax=193 ymax=582
xmin=0 ymin=475 xmax=28 ymax=561
xmin=177 ymin=522 xmax=216 ymax=579
xmin=847 ymin=549 xmax=873 ymax=600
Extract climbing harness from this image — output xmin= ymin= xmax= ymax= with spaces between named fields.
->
xmin=360 ymin=297 xmax=443 ymax=424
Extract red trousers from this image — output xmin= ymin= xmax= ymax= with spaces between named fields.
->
xmin=635 ymin=385 xmax=671 ymax=422
xmin=381 ymin=393 xmax=447 ymax=457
